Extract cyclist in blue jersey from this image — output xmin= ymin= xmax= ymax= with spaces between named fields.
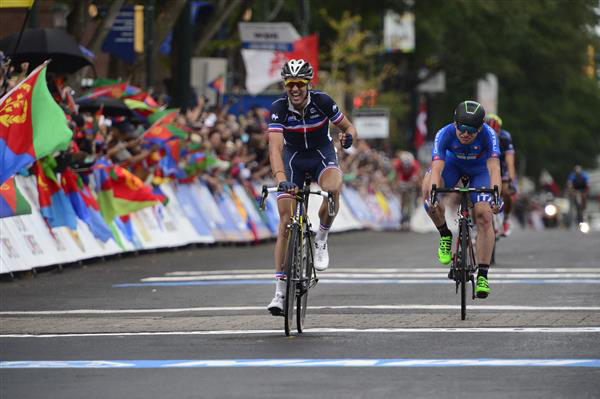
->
xmin=485 ymin=114 xmax=516 ymax=236
xmin=421 ymin=100 xmax=502 ymax=298
xmin=266 ymin=59 xmax=358 ymax=315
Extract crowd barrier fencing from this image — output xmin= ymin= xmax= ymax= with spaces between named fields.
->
xmin=0 ymin=176 xmax=414 ymax=275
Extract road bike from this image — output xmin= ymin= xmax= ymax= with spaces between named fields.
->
xmin=259 ymin=176 xmax=334 ymax=336
xmin=430 ymin=184 xmax=499 ymax=320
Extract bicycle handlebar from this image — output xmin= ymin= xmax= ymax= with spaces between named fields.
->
xmin=259 ymin=184 xmax=330 ymax=211
xmin=430 ymin=184 xmax=499 ymax=207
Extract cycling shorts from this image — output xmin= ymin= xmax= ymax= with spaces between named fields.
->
xmin=279 ymin=144 xmax=340 ymax=199
xmin=427 ymin=159 xmax=491 ymax=204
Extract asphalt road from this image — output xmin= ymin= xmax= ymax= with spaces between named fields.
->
xmin=1 ymin=228 xmax=599 ymax=399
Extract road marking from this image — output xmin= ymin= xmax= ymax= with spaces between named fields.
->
xmin=142 ymin=273 xmax=600 ymax=282
xmin=166 ymin=268 xmax=600 ymax=275
xmin=2 ymin=327 xmax=600 ymax=338
xmin=113 ymin=279 xmax=600 ymax=287
xmin=1 ymin=358 xmax=599 ymax=368
xmin=2 ymin=304 xmax=600 ymax=315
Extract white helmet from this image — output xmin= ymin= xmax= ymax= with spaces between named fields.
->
xmin=281 ymin=59 xmax=314 ymax=80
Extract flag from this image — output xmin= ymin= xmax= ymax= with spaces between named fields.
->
xmin=61 ymin=168 xmax=113 ymax=242
xmin=414 ymin=95 xmax=427 ymax=150
xmin=0 ymin=61 xmax=73 ymax=185
xmin=242 ymin=34 xmax=319 ymax=95
xmin=0 ymin=0 xmax=34 ymax=7
xmin=0 ymin=176 xmax=32 ymax=218
xmin=93 ymin=159 xmax=161 ymax=223
xmin=35 ymin=159 xmax=78 ymax=230
xmin=81 ymin=83 xmax=128 ymax=100
xmin=208 ymin=75 xmax=225 ymax=94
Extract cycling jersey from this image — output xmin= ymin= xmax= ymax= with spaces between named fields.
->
xmin=432 ymin=123 xmax=500 ymax=164
xmin=268 ymin=90 xmax=344 ymax=151
xmin=393 ymin=159 xmax=421 ymax=183
xmin=498 ymin=129 xmax=515 ymax=178
xmin=568 ymin=171 xmax=589 ymax=190
xmin=431 ymin=123 xmax=500 ymax=203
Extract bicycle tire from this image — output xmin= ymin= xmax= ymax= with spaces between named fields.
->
xmin=284 ymin=226 xmax=300 ymax=336
xmin=297 ymin=229 xmax=312 ymax=333
xmin=460 ymin=219 xmax=469 ymax=320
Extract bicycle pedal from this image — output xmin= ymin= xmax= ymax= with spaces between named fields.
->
xmin=268 ymin=307 xmax=284 ymax=317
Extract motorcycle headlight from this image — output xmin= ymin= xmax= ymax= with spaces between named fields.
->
xmin=544 ymin=204 xmax=557 ymax=216
xmin=579 ymin=222 xmax=590 ymax=234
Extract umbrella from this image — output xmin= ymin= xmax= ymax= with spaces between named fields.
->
xmin=76 ymin=96 xmax=132 ymax=117
xmin=0 ymin=28 xmax=93 ymax=74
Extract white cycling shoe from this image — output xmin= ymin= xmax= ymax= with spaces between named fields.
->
xmin=267 ymin=293 xmax=284 ymax=316
xmin=314 ymin=240 xmax=329 ymax=271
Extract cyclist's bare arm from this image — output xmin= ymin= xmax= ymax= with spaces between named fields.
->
xmin=335 ymin=116 xmax=358 ymax=144
xmin=487 ymin=157 xmax=502 ymax=194
xmin=505 ymin=152 xmax=516 ymax=181
xmin=268 ymin=133 xmax=286 ymax=184
xmin=429 ymin=159 xmax=445 ymax=196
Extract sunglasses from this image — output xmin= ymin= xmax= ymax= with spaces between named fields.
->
xmin=284 ymin=79 xmax=309 ymax=89
xmin=456 ymin=124 xmax=480 ymax=134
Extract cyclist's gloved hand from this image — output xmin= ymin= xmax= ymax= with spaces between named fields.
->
xmin=340 ymin=132 xmax=353 ymax=149
xmin=278 ymin=181 xmax=297 ymax=193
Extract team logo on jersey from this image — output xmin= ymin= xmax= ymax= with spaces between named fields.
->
xmin=333 ymin=104 xmax=338 ymax=112
xmin=271 ymin=114 xmax=278 ymax=120
xmin=288 ymin=115 xmax=296 ymax=122
xmin=472 ymin=145 xmax=480 ymax=150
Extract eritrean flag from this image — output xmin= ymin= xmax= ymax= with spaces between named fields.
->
xmin=0 ymin=176 xmax=32 ymax=218
xmin=62 ymin=168 xmax=113 ymax=242
xmin=0 ymin=61 xmax=73 ymax=185
xmin=93 ymin=159 xmax=161 ymax=223
xmin=208 ymin=74 xmax=225 ymax=94
xmin=35 ymin=159 xmax=78 ymax=230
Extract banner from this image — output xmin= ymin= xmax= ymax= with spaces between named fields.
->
xmin=242 ymin=34 xmax=319 ymax=95
xmin=0 ymin=175 xmax=404 ymax=275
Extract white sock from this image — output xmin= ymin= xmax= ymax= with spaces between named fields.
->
xmin=275 ymin=278 xmax=286 ymax=296
xmin=316 ymin=223 xmax=330 ymax=242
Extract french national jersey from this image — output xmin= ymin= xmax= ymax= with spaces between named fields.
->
xmin=268 ymin=90 xmax=344 ymax=150
xmin=432 ymin=123 xmax=500 ymax=165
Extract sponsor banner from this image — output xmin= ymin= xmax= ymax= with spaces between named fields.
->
xmin=232 ymin=183 xmax=272 ymax=240
xmin=0 ymin=176 xmax=403 ymax=274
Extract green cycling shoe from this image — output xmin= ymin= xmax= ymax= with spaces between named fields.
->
xmin=476 ymin=276 xmax=490 ymax=298
xmin=437 ymin=235 xmax=452 ymax=265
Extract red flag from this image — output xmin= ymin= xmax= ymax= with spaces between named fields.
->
xmin=81 ymin=83 xmax=128 ymax=100
xmin=414 ymin=95 xmax=428 ymax=150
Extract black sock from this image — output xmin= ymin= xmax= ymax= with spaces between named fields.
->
xmin=437 ymin=222 xmax=452 ymax=238
xmin=478 ymin=264 xmax=489 ymax=279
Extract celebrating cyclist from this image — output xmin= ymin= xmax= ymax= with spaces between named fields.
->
xmin=484 ymin=113 xmax=516 ymax=236
xmin=421 ymin=100 xmax=502 ymax=298
xmin=266 ymin=59 xmax=358 ymax=315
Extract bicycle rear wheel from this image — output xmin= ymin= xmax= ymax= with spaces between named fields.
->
xmin=284 ymin=227 xmax=300 ymax=336
xmin=297 ymin=230 xmax=313 ymax=333
xmin=459 ymin=219 xmax=469 ymax=320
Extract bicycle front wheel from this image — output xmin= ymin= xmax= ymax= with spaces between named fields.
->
xmin=297 ymin=231 xmax=313 ymax=333
xmin=284 ymin=226 xmax=300 ymax=336
xmin=459 ymin=219 xmax=469 ymax=320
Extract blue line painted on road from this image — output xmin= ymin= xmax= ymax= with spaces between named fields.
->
xmin=113 ymin=279 xmax=600 ymax=287
xmin=2 ymin=359 xmax=599 ymax=368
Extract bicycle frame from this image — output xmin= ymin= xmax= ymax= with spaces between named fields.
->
xmin=259 ymin=179 xmax=332 ymax=334
xmin=431 ymin=184 xmax=499 ymax=320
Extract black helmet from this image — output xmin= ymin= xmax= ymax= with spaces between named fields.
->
xmin=281 ymin=59 xmax=314 ymax=81
xmin=454 ymin=100 xmax=485 ymax=129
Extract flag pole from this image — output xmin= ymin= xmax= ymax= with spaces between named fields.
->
xmin=10 ymin=1 xmax=34 ymax=65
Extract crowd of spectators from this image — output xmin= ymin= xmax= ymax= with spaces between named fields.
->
xmin=2 ymin=53 xmax=410 ymax=204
